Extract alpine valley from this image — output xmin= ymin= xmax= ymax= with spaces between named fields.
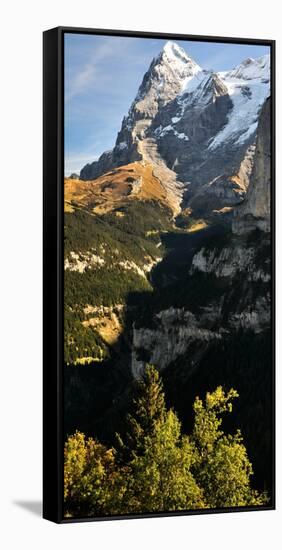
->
xmin=64 ymin=42 xmax=272 ymax=495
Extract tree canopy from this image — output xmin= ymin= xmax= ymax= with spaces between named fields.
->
xmin=64 ymin=365 xmax=267 ymax=517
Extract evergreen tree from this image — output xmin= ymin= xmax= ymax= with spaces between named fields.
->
xmin=116 ymin=365 xmax=205 ymax=512
xmin=116 ymin=365 xmax=167 ymax=461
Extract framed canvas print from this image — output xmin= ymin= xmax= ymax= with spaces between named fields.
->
xmin=43 ymin=26 xmax=275 ymax=523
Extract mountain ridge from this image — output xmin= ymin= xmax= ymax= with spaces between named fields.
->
xmin=79 ymin=41 xmax=270 ymax=219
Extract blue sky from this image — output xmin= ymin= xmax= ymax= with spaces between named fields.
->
xmin=64 ymin=33 xmax=270 ymax=175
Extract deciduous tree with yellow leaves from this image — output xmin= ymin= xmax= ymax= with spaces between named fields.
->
xmin=64 ymin=365 xmax=267 ymax=517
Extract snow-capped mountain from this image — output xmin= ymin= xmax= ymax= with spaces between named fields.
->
xmin=80 ymin=41 xmax=202 ymax=187
xmin=80 ymin=41 xmax=270 ymax=217
xmin=130 ymin=40 xmax=202 ymax=120
xmin=224 ymin=55 xmax=270 ymax=81
xmin=209 ymin=56 xmax=271 ymax=149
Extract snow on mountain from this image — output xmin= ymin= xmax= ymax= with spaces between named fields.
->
xmin=256 ymin=54 xmax=271 ymax=80
xmin=130 ymin=41 xmax=202 ymax=112
xmin=181 ymin=70 xmax=209 ymax=94
xmin=80 ymin=44 xmax=271 ymax=216
xmin=225 ymin=54 xmax=270 ymax=81
xmin=208 ymin=55 xmax=270 ymax=150
xmin=155 ymin=123 xmax=189 ymax=141
xmin=156 ymin=41 xmax=202 ymax=90
xmin=165 ymin=54 xmax=270 ymax=150
xmin=179 ymin=71 xmax=229 ymax=112
xmin=148 ymin=70 xmax=228 ymax=134
xmin=162 ymin=40 xmax=193 ymax=62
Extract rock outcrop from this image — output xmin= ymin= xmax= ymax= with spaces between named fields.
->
xmin=131 ymin=230 xmax=271 ymax=379
xmin=131 ymin=307 xmax=222 ymax=379
xmin=232 ymin=97 xmax=271 ymax=234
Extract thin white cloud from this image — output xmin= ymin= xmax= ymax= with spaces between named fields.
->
xmin=65 ymin=36 xmax=141 ymax=102
xmin=66 ymin=63 xmax=97 ymax=101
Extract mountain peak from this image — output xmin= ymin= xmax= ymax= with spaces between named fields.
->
xmin=242 ymin=57 xmax=255 ymax=65
xmin=80 ymin=44 xmax=270 ymax=219
xmin=127 ymin=42 xmax=201 ymax=120
xmin=161 ymin=41 xmax=189 ymax=61
xmin=225 ymin=54 xmax=270 ymax=81
xmin=158 ymin=41 xmax=200 ymax=72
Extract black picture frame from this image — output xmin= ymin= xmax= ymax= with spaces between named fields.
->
xmin=43 ymin=26 xmax=276 ymax=524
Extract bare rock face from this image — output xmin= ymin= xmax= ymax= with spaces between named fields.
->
xmin=80 ymin=43 xmax=270 ymax=217
xmin=131 ymin=307 xmax=222 ymax=379
xmin=80 ymin=149 xmax=115 ymax=181
xmin=187 ymin=145 xmax=256 ymax=215
xmin=232 ymin=98 xmax=271 ymax=234
xmin=131 ymin=232 xmax=271 ymax=379
xmin=128 ymin=41 xmax=201 ymax=124
xmin=80 ymin=42 xmax=200 ymax=185
xmin=190 ymin=241 xmax=270 ymax=283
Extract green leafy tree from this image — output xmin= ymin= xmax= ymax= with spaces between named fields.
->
xmin=64 ymin=431 xmax=123 ymax=517
xmin=64 ymin=370 xmax=268 ymax=517
xmin=191 ymin=386 xmax=267 ymax=508
xmin=122 ymin=409 xmax=205 ymax=513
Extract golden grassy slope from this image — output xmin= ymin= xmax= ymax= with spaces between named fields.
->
xmin=64 ymin=161 xmax=170 ymax=214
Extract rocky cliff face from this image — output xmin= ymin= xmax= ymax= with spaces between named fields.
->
xmin=127 ymin=91 xmax=272 ymax=377
xmin=130 ymin=96 xmax=272 ymax=377
xmin=132 ymin=229 xmax=271 ymax=377
xmin=81 ymin=42 xmax=201 ymax=213
xmin=131 ymin=229 xmax=271 ymax=379
xmin=132 ymin=308 xmax=222 ymax=379
xmin=232 ymin=97 xmax=271 ymax=234
xmin=80 ymin=43 xmax=270 ymax=217
xmin=80 ymin=42 xmax=200 ymax=178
